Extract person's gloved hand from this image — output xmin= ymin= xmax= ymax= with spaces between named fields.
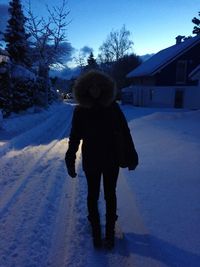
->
xmin=67 ymin=167 xmax=77 ymax=178
xmin=65 ymin=154 xmax=77 ymax=178
xmin=128 ymin=164 xmax=137 ymax=171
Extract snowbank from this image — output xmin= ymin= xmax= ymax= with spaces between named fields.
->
xmin=122 ymin=106 xmax=200 ymax=266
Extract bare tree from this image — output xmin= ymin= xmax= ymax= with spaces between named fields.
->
xmin=26 ymin=0 xmax=71 ymax=69
xmin=26 ymin=0 xmax=71 ymax=105
xmin=73 ymin=51 xmax=87 ymax=70
xmin=98 ymin=25 xmax=133 ymax=63
xmin=73 ymin=46 xmax=94 ymax=69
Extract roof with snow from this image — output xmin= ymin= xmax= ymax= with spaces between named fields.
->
xmin=127 ymin=35 xmax=200 ymax=78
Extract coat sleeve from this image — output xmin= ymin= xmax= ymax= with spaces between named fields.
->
xmin=114 ymin=103 xmax=139 ymax=169
xmin=65 ymin=107 xmax=82 ymax=169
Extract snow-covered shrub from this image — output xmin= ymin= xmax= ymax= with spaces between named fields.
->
xmin=12 ymin=78 xmax=35 ymax=112
xmin=11 ymin=64 xmax=36 ymax=112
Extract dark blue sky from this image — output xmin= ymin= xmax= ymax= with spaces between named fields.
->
xmin=0 ymin=0 xmax=199 ymax=56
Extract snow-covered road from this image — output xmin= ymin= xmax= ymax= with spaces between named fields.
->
xmin=0 ymin=104 xmax=75 ymax=267
xmin=0 ymin=103 xmax=143 ymax=267
xmin=0 ymin=103 xmax=199 ymax=267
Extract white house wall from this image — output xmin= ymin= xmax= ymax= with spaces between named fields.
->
xmin=129 ymin=85 xmax=200 ymax=109
xmin=151 ymin=87 xmax=174 ymax=108
xmin=184 ymin=86 xmax=200 ymax=109
xmin=130 ymin=86 xmax=174 ymax=107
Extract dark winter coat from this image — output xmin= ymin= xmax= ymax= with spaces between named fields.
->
xmin=65 ymin=70 xmax=138 ymax=173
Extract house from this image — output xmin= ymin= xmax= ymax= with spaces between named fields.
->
xmin=125 ymin=35 xmax=200 ymax=109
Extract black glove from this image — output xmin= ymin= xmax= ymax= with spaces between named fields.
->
xmin=65 ymin=153 xmax=77 ymax=178
xmin=128 ymin=164 xmax=137 ymax=171
xmin=67 ymin=166 xmax=77 ymax=178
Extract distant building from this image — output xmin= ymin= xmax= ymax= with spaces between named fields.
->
xmin=124 ymin=35 xmax=200 ymax=109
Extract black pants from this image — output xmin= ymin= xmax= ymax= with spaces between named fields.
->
xmin=85 ymin=167 xmax=119 ymax=223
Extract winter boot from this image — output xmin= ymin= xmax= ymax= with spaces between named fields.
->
xmin=104 ymin=216 xmax=117 ymax=250
xmin=104 ymin=225 xmax=115 ymax=249
xmin=88 ymin=216 xmax=102 ymax=249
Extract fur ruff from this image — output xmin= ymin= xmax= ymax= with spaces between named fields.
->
xmin=73 ymin=70 xmax=117 ymax=108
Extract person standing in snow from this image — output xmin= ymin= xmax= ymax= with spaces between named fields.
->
xmin=65 ymin=70 xmax=138 ymax=249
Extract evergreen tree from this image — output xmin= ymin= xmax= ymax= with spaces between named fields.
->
xmin=192 ymin=11 xmax=200 ymax=35
xmin=87 ymin=52 xmax=96 ymax=66
xmin=4 ymin=0 xmax=30 ymax=66
xmin=84 ymin=52 xmax=98 ymax=71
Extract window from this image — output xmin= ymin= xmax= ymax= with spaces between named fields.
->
xmin=176 ymin=60 xmax=187 ymax=83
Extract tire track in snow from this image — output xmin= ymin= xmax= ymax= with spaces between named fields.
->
xmin=0 ymin=105 xmax=74 ymax=266
xmin=0 ymin=104 xmax=72 ymax=175
xmin=0 ymin=139 xmax=70 ymax=267
xmin=0 ymin=108 xmax=73 ymax=217
xmin=0 ymin=105 xmax=73 ymax=158
xmin=46 ymin=148 xmax=83 ymax=267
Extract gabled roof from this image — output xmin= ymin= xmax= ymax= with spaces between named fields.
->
xmin=127 ymin=35 xmax=200 ymax=78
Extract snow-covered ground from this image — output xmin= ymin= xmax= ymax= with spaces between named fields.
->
xmin=0 ymin=102 xmax=199 ymax=267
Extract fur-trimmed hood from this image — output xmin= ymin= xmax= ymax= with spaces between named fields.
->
xmin=73 ymin=70 xmax=117 ymax=108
